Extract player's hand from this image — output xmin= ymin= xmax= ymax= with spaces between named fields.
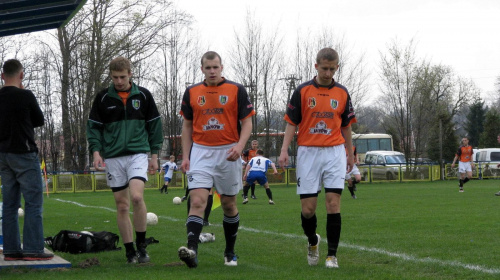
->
xmin=180 ymin=159 xmax=190 ymax=173
xmin=93 ymin=152 xmax=106 ymax=171
xmin=278 ymin=151 xmax=289 ymax=168
xmin=451 ymin=163 xmax=455 ymax=169
xmin=226 ymin=145 xmax=243 ymax=161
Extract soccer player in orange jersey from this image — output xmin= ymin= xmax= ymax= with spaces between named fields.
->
xmin=451 ymin=137 xmax=474 ymax=192
xmin=177 ymin=51 xmax=255 ymax=268
xmin=279 ymin=48 xmax=356 ymax=269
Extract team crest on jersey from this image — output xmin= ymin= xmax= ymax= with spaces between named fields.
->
xmin=330 ymin=99 xmax=338 ymax=109
xmin=309 ymin=120 xmax=332 ymax=135
xmin=308 ymin=97 xmax=316 ymax=108
xmin=203 ymin=117 xmax=225 ymax=131
xmin=132 ymin=99 xmax=140 ymax=110
xmin=197 ymin=96 xmax=206 ymax=106
xmin=219 ymin=95 xmax=228 ymax=105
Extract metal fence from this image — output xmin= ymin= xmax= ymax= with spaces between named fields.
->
xmin=1 ymin=163 xmax=497 ymax=193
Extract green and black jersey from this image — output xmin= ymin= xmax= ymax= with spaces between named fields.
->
xmin=87 ymin=83 xmax=163 ymax=159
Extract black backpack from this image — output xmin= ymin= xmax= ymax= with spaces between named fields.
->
xmin=46 ymin=230 xmax=121 ymax=254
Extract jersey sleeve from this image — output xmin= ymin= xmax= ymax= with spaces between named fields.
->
xmin=180 ymin=88 xmax=193 ymax=120
xmin=340 ymin=92 xmax=356 ymax=127
xmin=284 ymin=87 xmax=302 ymax=125
xmin=237 ymin=85 xmax=255 ymax=120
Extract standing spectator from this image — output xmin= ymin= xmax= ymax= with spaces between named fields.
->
xmin=87 ymin=56 xmax=163 ymax=264
xmin=279 ymin=48 xmax=357 ymax=269
xmin=0 ymin=59 xmax=54 ymax=261
xmin=0 ymin=59 xmax=53 ymax=261
xmin=451 ymin=137 xmax=474 ymax=192
xmin=177 ymin=51 xmax=255 ymax=268
xmin=160 ymin=155 xmax=178 ymax=194
xmin=242 ymin=149 xmax=278 ymax=204
xmin=242 ymin=140 xmax=260 ymax=199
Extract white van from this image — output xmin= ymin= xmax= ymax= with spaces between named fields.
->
xmin=475 ymin=148 xmax=500 ymax=177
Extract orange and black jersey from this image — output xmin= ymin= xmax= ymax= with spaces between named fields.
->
xmin=242 ymin=149 xmax=258 ymax=163
xmin=284 ymin=77 xmax=356 ymax=147
xmin=456 ymin=145 xmax=473 ymax=162
xmin=180 ymin=78 xmax=255 ymax=146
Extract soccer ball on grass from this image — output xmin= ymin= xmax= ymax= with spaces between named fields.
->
xmin=146 ymin=212 xmax=158 ymax=226
xmin=173 ymin=196 xmax=182 ymax=205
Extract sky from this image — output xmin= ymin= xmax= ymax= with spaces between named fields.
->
xmin=173 ymin=0 xmax=500 ymax=104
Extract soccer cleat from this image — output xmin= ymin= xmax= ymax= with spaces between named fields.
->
xmin=459 ymin=188 xmax=464 ymax=192
xmin=325 ymin=256 xmax=339 ymax=268
xmin=242 ymin=197 xmax=249 ymax=204
xmin=126 ymin=251 xmax=138 ymax=264
xmin=269 ymin=200 xmax=275 ymax=205
xmin=224 ymin=252 xmax=238 ymax=266
xmin=178 ymin=246 xmax=198 ymax=268
xmin=181 ymin=196 xmax=187 ymax=202
xmin=23 ymin=252 xmax=54 ymax=261
xmin=136 ymin=243 xmax=150 ymax=263
xmin=307 ymin=234 xmax=321 ymax=266
xmin=495 ymin=191 xmax=500 ymax=196
xmin=203 ymin=220 xmax=210 ymax=226
xmin=3 ymin=253 xmax=24 ymax=261
xmin=251 ymin=195 xmax=257 ymax=199
xmin=352 ymin=195 xmax=357 ymax=199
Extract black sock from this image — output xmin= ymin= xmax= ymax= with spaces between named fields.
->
xmin=301 ymin=213 xmax=318 ymax=245
xmin=186 ymin=215 xmax=203 ymax=251
xmin=204 ymin=194 xmax=213 ymax=222
xmin=243 ymin=185 xmax=250 ymax=197
xmin=326 ymin=213 xmax=342 ymax=257
xmin=348 ymin=186 xmax=355 ymax=196
xmin=124 ymin=242 xmax=135 ymax=254
xmin=463 ymin=177 xmax=470 ymax=184
xmin=136 ymin=231 xmax=146 ymax=245
xmin=265 ymin=188 xmax=273 ymax=200
xmin=223 ymin=213 xmax=240 ymax=254
xmin=251 ymin=184 xmax=256 ymax=196
xmin=459 ymin=179 xmax=463 ymax=187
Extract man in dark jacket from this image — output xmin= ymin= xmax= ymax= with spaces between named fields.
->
xmin=0 ymin=59 xmax=52 ymax=261
xmin=87 ymin=56 xmax=163 ymax=264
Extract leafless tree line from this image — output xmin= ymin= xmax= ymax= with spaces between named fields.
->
xmin=0 ymin=0 xmax=487 ymax=171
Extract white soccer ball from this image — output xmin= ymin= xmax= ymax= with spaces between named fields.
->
xmin=146 ymin=212 xmax=158 ymax=226
xmin=18 ymin=208 xmax=24 ymax=217
xmin=173 ymin=196 xmax=182 ymax=205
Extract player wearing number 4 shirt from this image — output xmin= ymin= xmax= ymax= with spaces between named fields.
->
xmin=178 ymin=51 xmax=255 ymax=268
xmin=242 ymin=149 xmax=278 ymax=205
xmin=279 ymin=48 xmax=357 ymax=269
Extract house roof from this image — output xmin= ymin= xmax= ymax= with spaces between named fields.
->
xmin=0 ymin=0 xmax=87 ymax=38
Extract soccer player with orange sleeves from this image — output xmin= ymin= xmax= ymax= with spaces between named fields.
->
xmin=177 ymin=51 xmax=255 ymax=268
xmin=451 ymin=137 xmax=474 ymax=192
xmin=279 ymin=48 xmax=357 ymax=269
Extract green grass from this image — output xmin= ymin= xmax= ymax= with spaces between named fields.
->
xmin=1 ymin=180 xmax=500 ymax=279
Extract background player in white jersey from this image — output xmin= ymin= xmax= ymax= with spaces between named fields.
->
xmin=160 ymin=155 xmax=177 ymax=194
xmin=242 ymin=150 xmax=278 ymax=205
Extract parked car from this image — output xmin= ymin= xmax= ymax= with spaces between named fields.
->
xmin=363 ymin=151 xmax=406 ymax=180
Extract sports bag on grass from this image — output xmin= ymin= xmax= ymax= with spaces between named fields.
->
xmin=45 ymin=230 xmax=121 ymax=254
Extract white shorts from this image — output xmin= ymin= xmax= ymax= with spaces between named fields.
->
xmin=346 ymin=164 xmax=360 ymax=178
xmin=186 ymin=143 xmax=242 ymax=196
xmin=104 ymin=153 xmax=148 ymax=188
xmin=458 ymin=161 xmax=472 ymax=173
xmin=296 ymin=145 xmax=346 ymax=195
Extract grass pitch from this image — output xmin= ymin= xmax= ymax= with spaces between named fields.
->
xmin=1 ymin=180 xmax=499 ymax=279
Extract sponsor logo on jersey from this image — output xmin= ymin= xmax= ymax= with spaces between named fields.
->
xmin=197 ymin=96 xmax=206 ymax=106
xmin=330 ymin=99 xmax=338 ymax=109
xmin=203 ymin=117 xmax=225 ymax=131
xmin=219 ymin=95 xmax=228 ymax=105
xmin=202 ymin=108 xmax=224 ymax=115
xmin=308 ymin=97 xmax=316 ymax=108
xmin=311 ymin=111 xmax=334 ymax=119
xmin=309 ymin=120 xmax=332 ymax=135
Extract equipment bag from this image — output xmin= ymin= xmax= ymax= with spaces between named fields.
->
xmin=46 ymin=230 xmax=121 ymax=254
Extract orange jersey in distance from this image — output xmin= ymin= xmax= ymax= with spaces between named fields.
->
xmin=284 ymin=78 xmax=356 ymax=147
xmin=180 ymin=78 xmax=255 ymax=146
xmin=456 ymin=145 xmax=473 ymax=162
xmin=242 ymin=149 xmax=258 ymax=162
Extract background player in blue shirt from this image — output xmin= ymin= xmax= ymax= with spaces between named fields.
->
xmin=242 ymin=150 xmax=278 ymax=204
